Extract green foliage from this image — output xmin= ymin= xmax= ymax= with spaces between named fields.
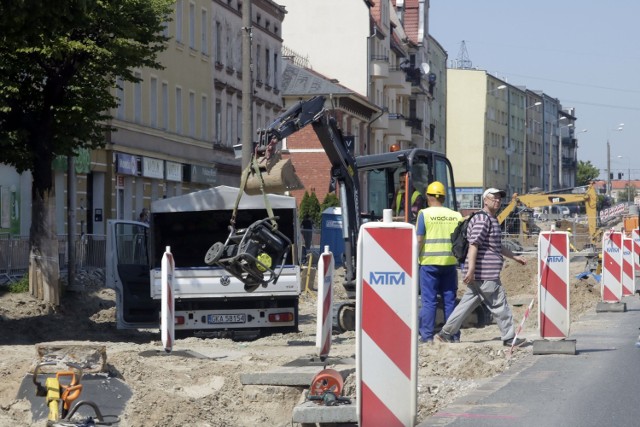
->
xmin=299 ymin=191 xmax=311 ymax=220
xmin=308 ymin=192 xmax=322 ymax=227
xmin=7 ymin=274 xmax=29 ymax=293
xmin=576 ymin=160 xmax=600 ymax=187
xmin=0 ymin=0 xmax=175 ymax=173
xmin=320 ymin=192 xmax=340 ymax=212
xmin=298 ymin=190 xmax=323 ymax=225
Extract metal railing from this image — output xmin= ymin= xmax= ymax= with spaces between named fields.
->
xmin=0 ymin=234 xmax=106 ymax=284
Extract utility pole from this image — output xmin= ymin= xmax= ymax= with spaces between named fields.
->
xmin=241 ymin=0 xmax=253 ymax=170
xmin=606 ymin=140 xmax=611 ymax=197
xmin=67 ymin=156 xmax=76 ymax=288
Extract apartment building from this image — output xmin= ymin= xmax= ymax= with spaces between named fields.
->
xmin=446 ymin=68 xmax=577 ymax=211
xmin=0 ymin=0 xmax=287 ymax=237
xmin=426 ymin=35 xmax=447 ymax=154
xmin=279 ymin=0 xmax=423 ymax=155
xmin=99 ymin=0 xmax=286 ymax=235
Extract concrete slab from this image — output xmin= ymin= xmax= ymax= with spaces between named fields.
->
xmin=532 ymin=339 xmax=577 ymax=355
xmin=292 ymin=400 xmax=357 ymax=425
xmin=596 ymin=302 xmax=627 ymax=312
xmin=240 ymin=357 xmax=355 ymax=387
xmin=35 ymin=344 xmax=107 ymax=373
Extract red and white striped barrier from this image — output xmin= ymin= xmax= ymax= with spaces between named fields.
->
xmin=356 ymin=211 xmax=417 ymax=427
xmin=622 ymin=237 xmax=634 ymax=296
xmin=538 ymin=231 xmax=570 ymax=339
xmin=632 ymin=229 xmax=640 ymax=293
xmin=161 ymin=246 xmax=175 ymax=353
xmin=601 ymin=231 xmax=623 ymax=303
xmin=316 ymin=245 xmax=334 ymax=359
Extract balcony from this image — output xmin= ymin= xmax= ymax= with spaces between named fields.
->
xmin=370 ymin=112 xmax=388 ymax=130
xmin=370 ymin=55 xmax=389 ymax=79
xmin=388 ymin=114 xmax=412 ymax=141
xmin=406 ymin=117 xmax=423 ymax=136
xmin=386 ymin=69 xmax=411 ymax=96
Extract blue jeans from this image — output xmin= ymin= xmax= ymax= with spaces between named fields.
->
xmin=419 ymin=264 xmax=459 ymax=341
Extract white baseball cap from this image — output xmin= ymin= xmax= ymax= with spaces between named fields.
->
xmin=482 ymin=188 xmax=506 ymax=199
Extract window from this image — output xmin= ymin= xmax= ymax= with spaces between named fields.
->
xmin=255 ymin=44 xmax=261 ymax=80
xmin=225 ymin=26 xmax=232 ymax=66
xmin=134 ymin=72 xmax=142 ymax=124
xmin=189 ymin=91 xmax=195 ymax=137
xmin=161 ymin=82 xmax=168 ymax=130
xmin=215 ymin=99 xmax=221 ymax=143
xmin=150 ymin=77 xmax=158 ymax=128
xmin=201 ymin=9 xmax=208 ymax=55
xmin=176 ymin=87 xmax=183 ymax=134
xmin=265 ymin=48 xmax=270 ymax=84
xmin=201 ymin=95 xmax=208 ymax=139
xmin=215 ymin=21 xmax=222 ymax=63
xmin=273 ymin=52 xmax=278 ymax=88
xmin=226 ymin=102 xmax=232 ymax=146
xmin=176 ymin=0 xmax=183 ymax=43
xmin=188 ymin=2 xmax=195 ymax=49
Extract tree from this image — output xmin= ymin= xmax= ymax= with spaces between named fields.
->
xmin=320 ymin=192 xmax=340 ymax=214
xmin=0 ymin=0 xmax=174 ymax=305
xmin=576 ymin=160 xmax=600 ymax=186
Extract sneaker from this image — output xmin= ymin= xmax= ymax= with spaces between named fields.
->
xmin=503 ymin=337 xmax=526 ymax=347
xmin=435 ymin=331 xmax=455 ymax=343
xmin=419 ymin=338 xmax=433 ymax=345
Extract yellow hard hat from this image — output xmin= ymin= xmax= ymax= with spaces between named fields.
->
xmin=426 ymin=181 xmax=445 ymax=197
xmin=567 ymin=228 xmax=572 ymax=232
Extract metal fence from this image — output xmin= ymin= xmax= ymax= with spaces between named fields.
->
xmin=0 ymin=234 xmax=106 ymax=284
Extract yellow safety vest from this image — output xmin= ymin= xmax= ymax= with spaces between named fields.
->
xmin=395 ymin=190 xmax=421 ymax=216
xmin=418 ymin=206 xmax=462 ymax=266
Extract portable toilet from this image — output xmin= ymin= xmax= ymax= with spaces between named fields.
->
xmin=320 ymin=207 xmax=344 ymax=267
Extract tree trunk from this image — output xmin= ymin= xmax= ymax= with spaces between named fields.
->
xmin=28 ymin=110 xmax=60 ymax=305
xmin=29 ymin=183 xmax=60 ymax=305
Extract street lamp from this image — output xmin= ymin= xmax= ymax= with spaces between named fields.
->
xmin=606 ymin=123 xmax=624 ymax=197
xmin=523 ymin=101 xmax=542 ymax=192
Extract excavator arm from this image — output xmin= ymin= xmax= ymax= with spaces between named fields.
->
xmin=251 ymin=95 xmax=361 ymax=288
xmin=497 ymin=183 xmax=600 ymax=247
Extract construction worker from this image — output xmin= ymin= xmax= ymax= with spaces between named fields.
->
xmin=415 ymin=181 xmax=462 ymax=343
xmin=567 ymin=227 xmax=578 ymax=252
xmin=394 ymin=171 xmax=424 ymax=222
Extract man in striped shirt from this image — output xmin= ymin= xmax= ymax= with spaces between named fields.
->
xmin=436 ymin=188 xmax=528 ymax=347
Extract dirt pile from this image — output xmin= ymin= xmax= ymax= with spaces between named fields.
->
xmin=0 ymin=255 xmax=601 ymax=426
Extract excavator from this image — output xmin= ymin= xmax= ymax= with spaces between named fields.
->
xmin=496 ymin=184 xmax=602 ymax=273
xmin=205 ymin=95 xmax=459 ymax=331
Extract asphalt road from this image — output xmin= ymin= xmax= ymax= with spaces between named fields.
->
xmin=419 ymin=294 xmax=640 ymax=427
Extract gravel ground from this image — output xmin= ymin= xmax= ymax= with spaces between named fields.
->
xmin=0 ymin=254 xmax=601 ymax=426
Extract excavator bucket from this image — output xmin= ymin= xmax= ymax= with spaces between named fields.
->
xmin=245 ymin=153 xmax=304 ymax=195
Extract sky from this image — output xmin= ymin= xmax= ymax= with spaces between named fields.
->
xmin=429 ymin=0 xmax=640 ymax=182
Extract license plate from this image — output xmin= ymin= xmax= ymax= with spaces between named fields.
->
xmin=207 ymin=314 xmax=246 ymax=324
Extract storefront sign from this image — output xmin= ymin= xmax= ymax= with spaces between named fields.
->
xmin=116 ymin=153 xmax=138 ymax=176
xmin=166 ymin=161 xmax=182 ymax=182
xmin=190 ymin=165 xmax=217 ymax=184
xmin=142 ymin=157 xmax=164 ymax=179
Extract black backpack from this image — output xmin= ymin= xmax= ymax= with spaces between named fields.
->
xmin=450 ymin=210 xmax=489 ymax=264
